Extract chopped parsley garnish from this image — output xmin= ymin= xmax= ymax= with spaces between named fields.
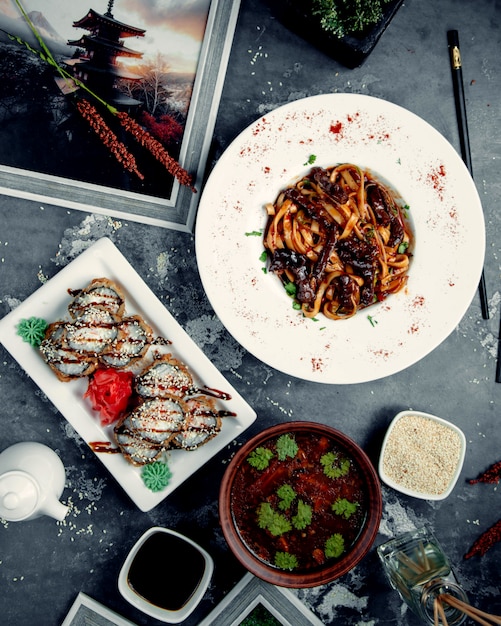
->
xmin=292 ymin=500 xmax=312 ymax=530
xmin=259 ymin=250 xmax=268 ymax=273
xmin=367 ymin=315 xmax=378 ymax=327
xmin=277 ymin=484 xmax=296 ymax=511
xmin=325 ymin=534 xmax=345 ymax=559
xmin=303 ymin=154 xmax=317 ymax=166
xmin=245 ymin=230 xmax=262 ymax=237
xmin=284 ymin=281 xmax=297 ymax=297
xmin=320 ymin=451 xmax=350 ymax=479
xmin=276 ymin=434 xmax=298 ymax=460
xmin=331 ymin=498 xmax=359 ymax=519
xmin=248 ymin=446 xmax=274 ymax=470
xmin=275 ymin=483 xmax=313 ymax=530
xmin=274 ymin=551 xmax=298 ymax=570
xmin=398 ymin=241 xmax=409 ymax=254
xmin=257 ymin=503 xmax=292 ymax=536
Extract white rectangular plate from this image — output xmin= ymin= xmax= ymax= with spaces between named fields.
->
xmin=0 ymin=237 xmax=256 ymax=511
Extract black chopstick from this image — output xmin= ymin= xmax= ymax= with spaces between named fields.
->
xmin=496 ymin=328 xmax=501 ymax=383
xmin=447 ymin=30 xmax=489 ymax=321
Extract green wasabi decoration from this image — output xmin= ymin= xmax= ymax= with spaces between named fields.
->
xmin=141 ymin=461 xmax=172 ymax=492
xmin=16 ymin=316 xmax=48 ymax=347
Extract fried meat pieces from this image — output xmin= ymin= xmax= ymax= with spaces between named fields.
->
xmin=40 ymin=278 xmax=153 ymax=381
xmin=114 ymin=355 xmax=226 ymax=465
xmin=40 ymin=278 xmax=232 ymax=465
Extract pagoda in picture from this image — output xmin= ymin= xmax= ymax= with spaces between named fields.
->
xmin=64 ymin=0 xmax=145 ymax=110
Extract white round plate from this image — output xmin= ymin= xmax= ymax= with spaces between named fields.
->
xmin=195 ymin=94 xmax=485 ymax=384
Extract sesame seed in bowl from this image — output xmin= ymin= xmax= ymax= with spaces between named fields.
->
xmin=378 ymin=410 xmax=466 ymax=500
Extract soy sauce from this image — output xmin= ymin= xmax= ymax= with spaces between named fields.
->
xmin=127 ymin=531 xmax=205 ymax=611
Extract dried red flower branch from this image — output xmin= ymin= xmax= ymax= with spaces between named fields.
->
xmin=117 ymin=111 xmax=196 ymax=192
xmin=76 ymin=100 xmax=144 ymax=180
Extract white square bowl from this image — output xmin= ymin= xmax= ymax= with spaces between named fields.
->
xmin=378 ymin=410 xmax=466 ymax=500
xmin=118 ymin=526 xmax=213 ymax=623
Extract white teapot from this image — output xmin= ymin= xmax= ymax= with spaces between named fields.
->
xmin=0 ymin=442 xmax=69 ymax=522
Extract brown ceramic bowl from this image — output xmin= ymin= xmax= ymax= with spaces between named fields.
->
xmin=219 ymin=421 xmax=382 ymax=587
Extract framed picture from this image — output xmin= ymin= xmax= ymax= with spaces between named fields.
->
xmin=199 ymin=573 xmax=325 ymax=626
xmin=61 ymin=592 xmax=137 ymax=626
xmin=0 ymin=0 xmax=241 ymax=232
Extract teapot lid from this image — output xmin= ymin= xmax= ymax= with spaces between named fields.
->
xmin=0 ymin=471 xmax=39 ymax=521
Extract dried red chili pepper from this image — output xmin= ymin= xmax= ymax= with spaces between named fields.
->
xmin=464 ymin=518 xmax=501 ymax=559
xmin=465 ymin=459 xmax=501 ymax=559
xmin=469 ymin=460 xmax=501 ymax=484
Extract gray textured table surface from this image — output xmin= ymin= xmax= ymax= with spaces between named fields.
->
xmin=1 ymin=0 xmax=500 ymax=624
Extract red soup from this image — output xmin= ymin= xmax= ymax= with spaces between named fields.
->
xmin=231 ymin=431 xmax=368 ymax=573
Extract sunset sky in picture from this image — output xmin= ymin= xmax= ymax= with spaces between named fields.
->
xmin=0 ymin=0 xmax=210 ymax=73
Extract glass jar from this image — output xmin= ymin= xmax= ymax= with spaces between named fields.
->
xmin=377 ymin=527 xmax=468 ymax=625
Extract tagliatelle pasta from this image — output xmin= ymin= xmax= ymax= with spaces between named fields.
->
xmin=264 ymin=164 xmax=413 ymax=320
